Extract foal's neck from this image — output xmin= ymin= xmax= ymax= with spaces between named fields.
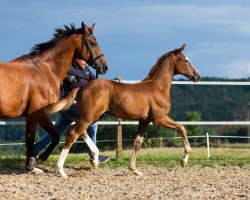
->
xmin=146 ymin=55 xmax=177 ymax=93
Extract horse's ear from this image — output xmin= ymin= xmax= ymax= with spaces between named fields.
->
xmin=179 ymin=44 xmax=186 ymax=53
xmin=89 ymin=23 xmax=95 ymax=32
xmin=81 ymin=22 xmax=89 ymax=34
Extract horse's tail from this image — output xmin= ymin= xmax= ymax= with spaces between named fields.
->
xmin=45 ymin=88 xmax=79 ymax=114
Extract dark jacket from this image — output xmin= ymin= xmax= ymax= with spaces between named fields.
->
xmin=62 ymin=62 xmax=96 ymax=96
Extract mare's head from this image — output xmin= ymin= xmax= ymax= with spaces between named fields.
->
xmin=76 ymin=22 xmax=108 ymax=74
xmin=30 ymin=22 xmax=108 ymax=75
xmin=173 ymin=44 xmax=200 ymax=82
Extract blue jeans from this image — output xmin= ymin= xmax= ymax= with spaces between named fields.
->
xmin=34 ymin=103 xmax=97 ymax=157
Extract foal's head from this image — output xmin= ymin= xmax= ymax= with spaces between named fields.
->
xmin=77 ymin=22 xmax=108 ymax=74
xmin=173 ymin=44 xmax=201 ymax=82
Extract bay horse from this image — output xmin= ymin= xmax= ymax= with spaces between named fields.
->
xmin=0 ymin=22 xmax=108 ymax=172
xmin=46 ymin=44 xmax=200 ymax=177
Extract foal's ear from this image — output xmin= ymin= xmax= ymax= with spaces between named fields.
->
xmin=89 ymin=23 xmax=95 ymax=32
xmin=179 ymin=44 xmax=186 ymax=53
xmin=81 ymin=22 xmax=89 ymax=34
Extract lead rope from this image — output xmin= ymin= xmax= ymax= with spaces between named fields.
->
xmin=96 ymin=69 xmax=99 ymax=79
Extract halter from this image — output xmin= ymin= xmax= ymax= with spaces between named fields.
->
xmin=81 ymin=34 xmax=104 ymax=78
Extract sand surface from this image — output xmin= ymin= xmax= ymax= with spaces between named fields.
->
xmin=0 ymin=165 xmax=249 ymax=200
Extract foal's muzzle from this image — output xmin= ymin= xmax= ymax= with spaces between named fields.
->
xmin=191 ymin=74 xmax=201 ymax=82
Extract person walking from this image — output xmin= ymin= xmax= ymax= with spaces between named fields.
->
xmin=34 ymin=58 xmax=109 ymax=163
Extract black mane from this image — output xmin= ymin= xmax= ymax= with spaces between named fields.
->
xmin=29 ymin=23 xmax=83 ymax=56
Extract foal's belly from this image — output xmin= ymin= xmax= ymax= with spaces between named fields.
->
xmin=109 ymin=101 xmax=149 ymax=120
xmin=109 ymin=108 xmax=149 ymax=121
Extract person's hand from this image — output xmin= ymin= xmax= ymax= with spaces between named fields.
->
xmin=65 ymin=75 xmax=77 ymax=82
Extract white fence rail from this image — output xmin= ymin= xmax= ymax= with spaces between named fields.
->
xmin=0 ymin=81 xmax=249 ymax=158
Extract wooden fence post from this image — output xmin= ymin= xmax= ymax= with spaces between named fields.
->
xmin=115 ymin=76 xmax=123 ymax=160
xmin=116 ymin=119 xmax=123 ymax=160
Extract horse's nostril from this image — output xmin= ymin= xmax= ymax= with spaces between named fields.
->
xmin=104 ymin=66 xmax=108 ymax=71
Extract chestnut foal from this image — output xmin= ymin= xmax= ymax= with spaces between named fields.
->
xmin=47 ymin=44 xmax=200 ymax=177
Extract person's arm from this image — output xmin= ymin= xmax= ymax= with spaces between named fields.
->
xmin=88 ymin=67 xmax=97 ymax=80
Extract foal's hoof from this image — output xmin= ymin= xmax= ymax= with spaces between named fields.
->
xmin=26 ymin=157 xmax=37 ymax=171
xmin=128 ymin=167 xmax=143 ymax=176
xmin=180 ymin=159 xmax=187 ymax=167
xmin=90 ymin=161 xmax=99 ymax=169
xmin=58 ymin=167 xmax=68 ymax=178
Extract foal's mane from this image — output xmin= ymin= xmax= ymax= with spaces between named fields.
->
xmin=143 ymin=48 xmax=179 ymax=81
xmin=29 ymin=23 xmax=83 ymax=56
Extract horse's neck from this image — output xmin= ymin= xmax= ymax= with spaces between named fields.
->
xmin=36 ymin=37 xmax=76 ymax=81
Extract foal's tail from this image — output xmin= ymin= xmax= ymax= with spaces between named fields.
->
xmin=45 ymin=88 xmax=79 ymax=114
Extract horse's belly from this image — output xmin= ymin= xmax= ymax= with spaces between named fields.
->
xmin=0 ymin=94 xmax=27 ymax=118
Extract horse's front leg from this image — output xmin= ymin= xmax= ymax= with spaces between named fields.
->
xmin=25 ymin=116 xmax=41 ymax=173
xmin=25 ymin=117 xmax=37 ymax=171
xmin=128 ymin=121 xmax=149 ymax=176
xmin=154 ymin=115 xmax=191 ymax=166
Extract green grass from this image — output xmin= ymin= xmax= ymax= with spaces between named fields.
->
xmin=0 ymin=147 xmax=249 ymax=171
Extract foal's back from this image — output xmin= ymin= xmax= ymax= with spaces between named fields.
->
xmin=78 ymin=78 xmax=162 ymax=121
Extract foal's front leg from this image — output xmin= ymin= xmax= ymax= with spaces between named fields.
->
xmin=128 ymin=121 xmax=149 ymax=176
xmin=154 ymin=116 xmax=191 ymax=166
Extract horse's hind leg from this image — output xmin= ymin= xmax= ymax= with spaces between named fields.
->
xmin=154 ymin=116 xmax=191 ymax=166
xmin=128 ymin=121 xmax=149 ymax=176
xmin=35 ymin=110 xmax=60 ymax=163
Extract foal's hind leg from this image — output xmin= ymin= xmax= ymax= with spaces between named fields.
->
xmin=154 ymin=116 xmax=191 ymax=166
xmin=57 ymin=119 xmax=99 ymax=177
xmin=81 ymin=130 xmax=99 ymax=168
xmin=128 ymin=121 xmax=149 ymax=176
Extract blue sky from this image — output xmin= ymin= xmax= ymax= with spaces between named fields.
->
xmin=0 ymin=0 xmax=250 ymax=80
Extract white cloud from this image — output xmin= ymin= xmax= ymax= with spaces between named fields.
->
xmin=217 ymin=60 xmax=250 ymax=78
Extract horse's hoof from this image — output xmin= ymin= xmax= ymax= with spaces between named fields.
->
xmin=30 ymin=167 xmax=45 ymax=175
xmin=26 ymin=157 xmax=37 ymax=171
